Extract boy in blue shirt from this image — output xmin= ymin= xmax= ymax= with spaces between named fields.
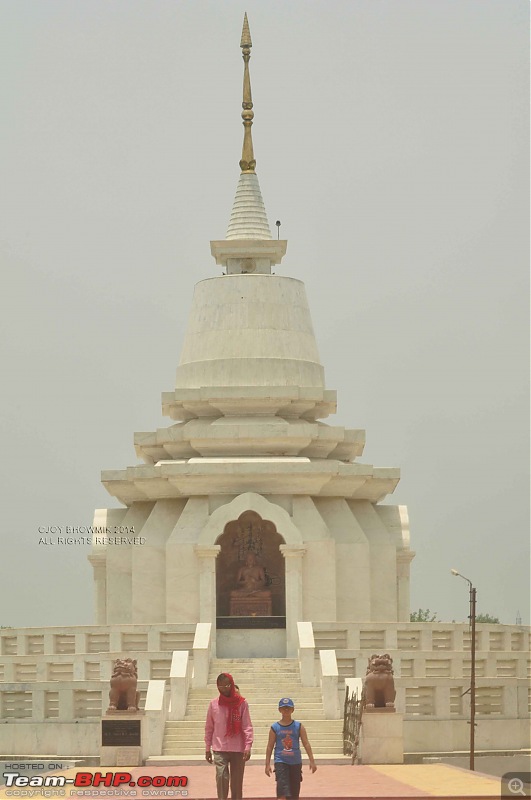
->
xmin=265 ymin=698 xmax=317 ymax=799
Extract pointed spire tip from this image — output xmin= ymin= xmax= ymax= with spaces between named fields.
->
xmin=241 ymin=13 xmax=252 ymax=48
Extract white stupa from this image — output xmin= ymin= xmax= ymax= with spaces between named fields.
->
xmin=89 ymin=13 xmax=414 ymax=658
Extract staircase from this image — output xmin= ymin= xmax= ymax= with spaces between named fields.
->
xmin=161 ymin=658 xmax=345 ymax=760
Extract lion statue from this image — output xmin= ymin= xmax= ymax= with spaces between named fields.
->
xmin=107 ymin=658 xmax=140 ymax=712
xmin=363 ymin=653 xmax=396 ymax=710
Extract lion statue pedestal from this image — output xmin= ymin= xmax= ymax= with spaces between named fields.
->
xmin=101 ymin=658 xmax=144 ymax=767
xmin=360 ymin=653 xmax=403 ymax=764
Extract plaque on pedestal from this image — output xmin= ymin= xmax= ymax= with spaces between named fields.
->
xmin=102 ymin=718 xmax=141 ymax=747
xmin=101 ymin=713 xmax=144 ymax=766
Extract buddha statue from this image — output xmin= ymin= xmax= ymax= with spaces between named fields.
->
xmin=230 ymin=552 xmax=272 ymax=615
xmin=234 ymin=552 xmax=268 ymax=595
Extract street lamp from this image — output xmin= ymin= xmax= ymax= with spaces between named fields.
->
xmin=451 ymin=568 xmax=477 ymax=771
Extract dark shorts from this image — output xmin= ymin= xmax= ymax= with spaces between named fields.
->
xmin=274 ymin=762 xmax=302 ymax=799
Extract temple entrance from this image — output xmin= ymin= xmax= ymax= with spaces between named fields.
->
xmin=215 ymin=510 xmax=286 ymax=629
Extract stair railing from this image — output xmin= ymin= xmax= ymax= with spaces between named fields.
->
xmin=343 ymin=678 xmax=364 ymax=764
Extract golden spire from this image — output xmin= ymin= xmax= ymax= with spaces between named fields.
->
xmin=239 ymin=13 xmax=255 ymax=173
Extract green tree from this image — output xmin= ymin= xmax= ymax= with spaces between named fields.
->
xmin=409 ymin=608 xmax=438 ymax=622
xmin=475 ymin=613 xmax=500 ymax=624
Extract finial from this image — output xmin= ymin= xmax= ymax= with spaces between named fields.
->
xmin=241 ymin=12 xmax=252 ymax=47
xmin=239 ymin=13 xmax=255 ymax=173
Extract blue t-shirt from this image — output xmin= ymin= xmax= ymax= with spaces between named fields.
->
xmin=272 ymin=720 xmax=302 ymax=764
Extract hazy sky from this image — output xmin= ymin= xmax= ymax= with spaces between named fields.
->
xmin=1 ymin=0 xmax=528 ymax=628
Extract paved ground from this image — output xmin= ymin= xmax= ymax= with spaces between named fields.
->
xmin=0 ymin=763 xmax=512 ymax=800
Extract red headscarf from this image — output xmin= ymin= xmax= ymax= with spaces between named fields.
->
xmin=217 ymin=672 xmax=245 ymax=737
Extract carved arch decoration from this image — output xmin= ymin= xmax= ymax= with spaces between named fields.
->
xmin=198 ymin=492 xmax=303 ymax=546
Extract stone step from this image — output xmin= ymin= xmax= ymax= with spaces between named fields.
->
xmin=164 ymin=734 xmax=342 ymax=743
xmin=188 ymin=684 xmax=322 ymax=702
xmin=164 ymin=736 xmax=343 ymax=745
xmin=163 ymin=740 xmax=343 ymax=752
xmin=211 ymin=660 xmax=299 ymax=663
xmin=198 ymin=672 xmax=308 ymax=692
xmin=162 ymin=656 xmax=339 ymax=759
xmin=208 ymin=669 xmax=299 ymax=674
xmin=166 ymin=719 xmax=343 ymax=738
xmin=203 ymin=687 xmax=307 ymax=694
xmin=209 ymin=660 xmax=299 ymax=665
xmin=188 ymin=701 xmax=318 ymax=708
xmin=182 ymin=711 xmax=330 ymax=722
xmin=164 ymin=725 xmax=343 ymax=738
xmin=167 ymin=722 xmax=343 ymax=731
xmin=207 ymin=672 xmax=301 ymax=688
xmin=209 ymin=664 xmax=299 ymax=674
xmin=161 ymin=744 xmax=344 ymax=755
xmin=185 ymin=708 xmax=327 ymax=716
xmin=188 ymin=696 xmax=322 ymax=705
xmin=208 ymin=660 xmax=300 ymax=674
xmin=184 ymin=712 xmax=327 ymax=721
xmin=207 ymin=673 xmax=301 ymax=681
xmin=147 ymin=755 xmax=352 ymax=766
xmin=186 ymin=700 xmax=323 ymax=721
xmin=164 ymin=730 xmax=343 ymax=750
xmin=210 ymin=659 xmax=298 ymax=665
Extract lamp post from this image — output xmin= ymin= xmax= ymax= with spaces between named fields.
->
xmin=451 ymin=568 xmax=477 ymax=771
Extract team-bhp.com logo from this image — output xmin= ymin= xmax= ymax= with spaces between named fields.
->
xmin=3 ymin=772 xmax=188 ymax=796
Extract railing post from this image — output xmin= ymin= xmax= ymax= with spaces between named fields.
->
xmin=319 ymin=649 xmax=341 ymax=719
xmin=279 ymin=545 xmax=306 ymax=657
xmin=144 ymin=679 xmax=168 ymax=757
xmin=169 ymin=651 xmax=192 ymax=720
xmin=516 ymin=683 xmax=529 ymax=717
xmin=434 ymin=684 xmax=451 ymax=717
xmin=297 ymin=622 xmax=316 ymax=687
xmin=394 ymin=684 xmax=406 ymax=714
xmin=193 ymin=623 xmax=212 ymax=688
xmin=58 ymin=686 xmax=74 ymax=721
xmin=502 ymin=683 xmax=518 ymax=718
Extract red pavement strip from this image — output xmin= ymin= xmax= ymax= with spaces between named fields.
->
xmin=180 ymin=763 xmax=430 ymax=798
xmin=2 ymin=763 xmax=500 ymax=800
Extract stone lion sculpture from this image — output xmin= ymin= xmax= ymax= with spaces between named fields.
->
xmin=107 ymin=658 xmax=140 ymax=712
xmin=363 ymin=653 xmax=396 ymax=710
